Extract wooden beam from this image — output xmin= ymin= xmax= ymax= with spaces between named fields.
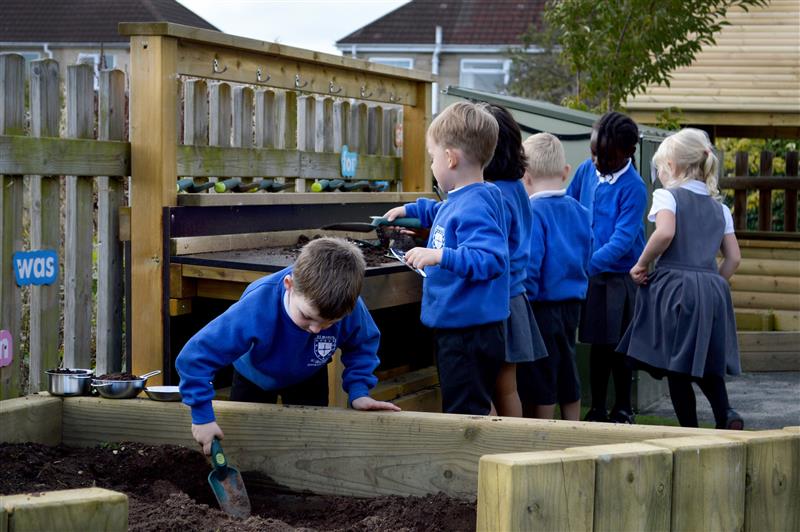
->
xmin=734 ymin=309 xmax=775 ymax=331
xmin=0 ymin=135 xmax=130 ymax=176
xmin=195 ymin=279 xmax=248 ymax=301
xmin=370 ymin=366 xmax=438 ymax=402
xmin=168 ymin=264 xmax=196 ymax=298
xmin=0 ymin=395 xmax=62 ymax=445
xmin=739 ymin=332 xmax=800 ymax=371
xmin=736 ymin=257 xmax=800 ymax=276
xmin=732 ymin=290 xmax=800 ymax=311
xmin=645 ymin=436 xmax=746 ymax=532
xmin=170 ymin=229 xmax=379 ymax=256
xmin=129 ymin=35 xmax=178 ymax=385
xmin=477 ymin=450 xmax=595 ymax=532
xmin=392 ymin=386 xmax=441 ymax=412
xmin=730 ymin=274 xmax=800 ymax=294
xmin=738 ymin=239 xmax=800 ymax=250
xmin=177 ymin=190 xmax=435 ymax=207
xmin=402 ymin=82 xmax=432 ymax=192
xmin=565 ymin=443 xmax=672 ymax=532
xmin=60 ymin=397 xmax=719 ymax=499
xmin=168 ymin=298 xmax=192 ymax=316
xmin=773 ymin=310 xmax=799 ymax=331
xmin=1 ymin=488 xmax=127 ymax=532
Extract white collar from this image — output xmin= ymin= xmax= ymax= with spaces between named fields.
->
xmin=530 ymin=189 xmax=566 ymax=199
xmin=596 ymin=159 xmax=631 ymax=185
xmin=679 ymin=180 xmax=710 ymax=195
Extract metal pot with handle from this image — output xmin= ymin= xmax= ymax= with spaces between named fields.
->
xmin=91 ymin=370 xmax=161 ymax=399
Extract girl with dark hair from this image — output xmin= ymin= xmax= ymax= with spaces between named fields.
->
xmin=482 ymin=103 xmax=548 ymax=417
xmin=566 ymin=111 xmax=647 ymax=424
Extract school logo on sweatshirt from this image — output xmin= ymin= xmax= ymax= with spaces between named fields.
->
xmin=432 ymin=225 xmax=445 ymax=249
xmin=310 ymin=335 xmax=337 ymax=365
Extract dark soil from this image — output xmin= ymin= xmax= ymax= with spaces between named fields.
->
xmin=282 ymin=233 xmax=418 ymax=268
xmin=0 ymin=442 xmax=475 ymax=532
xmin=48 ymin=368 xmax=91 ymax=374
xmin=96 ymin=372 xmax=140 ymax=381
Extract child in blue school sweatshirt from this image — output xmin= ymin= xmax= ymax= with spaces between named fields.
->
xmin=176 ymin=237 xmax=400 ymax=456
xmin=383 ymin=101 xmax=510 ymax=415
xmin=519 ymin=133 xmax=591 ymax=421
xmin=566 ymin=111 xmax=647 ymax=424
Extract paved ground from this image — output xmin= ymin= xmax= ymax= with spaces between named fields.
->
xmin=640 ymin=371 xmax=800 ymax=430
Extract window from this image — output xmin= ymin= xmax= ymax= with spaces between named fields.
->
xmin=19 ymin=52 xmax=41 ymax=73
xmin=77 ymin=53 xmax=116 ymax=88
xmin=459 ymin=59 xmax=510 ymax=92
xmin=369 ymin=57 xmax=414 ymax=69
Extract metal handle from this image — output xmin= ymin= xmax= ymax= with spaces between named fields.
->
xmin=360 ymin=85 xmax=372 ymax=98
xmin=295 ymin=74 xmax=308 ymax=89
xmin=389 ymin=93 xmax=402 ymax=103
xmin=256 ymin=67 xmax=270 ymax=83
xmin=139 ymin=370 xmax=162 ymax=381
xmin=91 ymin=382 xmax=113 ymax=387
xmin=328 ymin=80 xmax=342 ymax=94
xmin=212 ymin=59 xmax=227 ymax=74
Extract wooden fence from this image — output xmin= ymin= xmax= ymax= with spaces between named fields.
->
xmin=0 ymin=55 xmax=129 ymax=398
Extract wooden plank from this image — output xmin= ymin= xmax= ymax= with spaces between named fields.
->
xmin=176 ymin=145 xmax=400 ymax=180
xmin=402 ymin=82 xmax=433 ymax=192
xmin=326 ymin=350 xmax=346 ymax=408
xmin=232 ymin=86 xmax=254 ymax=149
xmin=0 ymin=135 xmax=130 ymax=176
xmin=168 ymin=264 xmax=196 ymax=298
xmin=361 ymin=271 xmax=422 ymax=309
xmin=63 ymin=64 xmax=95 ymax=369
xmin=350 ymin=102 xmax=368 ymax=154
xmin=209 ymin=82 xmax=231 ymax=149
xmin=731 ymin=290 xmax=800 ymax=311
xmin=1 ymin=488 xmax=127 ymax=532
xmin=784 ymin=151 xmax=798 ymax=232
xmin=96 ymin=69 xmax=126 ymax=376
xmin=565 ymin=443 xmax=672 ymax=532
xmin=740 ymin=247 xmax=800 ymax=260
xmin=392 ymin=386 xmax=441 ymax=412
xmin=368 ymin=105 xmax=383 ymax=156
xmin=477 ymin=450 xmax=594 ymax=532
xmin=28 ymin=58 xmax=61 ymax=392
xmin=129 ymin=35 xmax=179 ymax=385
xmin=730 ymin=274 xmax=800 ymax=293
xmin=738 ymin=239 xmax=800 ymax=250
xmin=645 ymin=436 xmax=746 ymax=532
xmin=721 ymin=430 xmax=800 ymax=532
xmin=177 ymin=190 xmax=434 ymax=207
xmin=0 ymin=54 xmax=25 ymax=400
xmin=296 ymin=95 xmax=315 ymax=192
xmin=737 ymin=331 xmax=800 ymax=352
xmin=195 ymin=279 xmax=248 ymax=300
xmin=181 ymin=264 xmax=263 ymax=284
xmin=370 ymin=366 xmax=438 ymax=402
xmin=60 ymin=397 xmax=721 ymax=499
xmin=168 ymin=298 xmax=192 ymax=316
xmin=773 ymin=309 xmax=800 ymax=331
xmin=741 ymin=350 xmax=800 ymax=371
xmin=0 ymin=395 xmax=62 ymax=445
xmin=183 ymin=79 xmax=208 ymax=146
xmin=255 ymin=89 xmax=277 ymax=148
xmin=118 ymin=206 xmax=131 ymax=242
xmin=719 ymin=177 xmax=800 ymax=190
xmin=171 ymin=229 xmax=378 ymax=255
xmin=758 ymin=150 xmax=774 ymax=231
xmin=733 ymin=153 xmax=748 ymax=230
xmin=736 ymin=257 xmax=800 ymax=276
xmin=735 ymin=309 xmax=774 ymax=331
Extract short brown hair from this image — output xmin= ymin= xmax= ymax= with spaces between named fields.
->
xmin=292 ymin=237 xmax=366 ymax=319
xmin=427 ymin=101 xmax=499 ymax=168
xmin=523 ymin=133 xmax=566 ymax=179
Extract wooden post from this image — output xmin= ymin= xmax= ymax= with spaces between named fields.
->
xmin=645 ymin=436 xmax=746 ymax=532
xmin=477 ymin=450 xmax=595 ymax=532
xmin=28 ymin=58 xmax=61 ymax=390
xmin=0 ymin=395 xmax=62 ymax=445
xmin=734 ymin=152 xmax=749 ymax=231
xmin=1 ymin=488 xmax=128 ymax=532
xmin=128 ymin=35 xmax=178 ymax=384
xmin=0 ymin=54 xmax=25 ymax=399
xmin=565 ymin=443 xmax=672 ymax=532
xmin=255 ymin=89 xmax=277 ymax=149
xmin=96 ymin=69 xmax=126 ymax=376
xmin=758 ymin=150 xmax=774 ymax=232
xmin=63 ymin=64 xmax=96 ymax=369
xmin=402 ymin=82 xmax=432 ymax=192
xmin=785 ymin=151 xmax=798 ymax=232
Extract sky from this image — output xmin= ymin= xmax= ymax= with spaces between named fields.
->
xmin=176 ymin=0 xmax=410 ymax=56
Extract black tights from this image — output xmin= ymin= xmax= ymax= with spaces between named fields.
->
xmin=667 ymin=373 xmax=731 ymax=428
xmin=589 ymin=344 xmax=633 ymax=414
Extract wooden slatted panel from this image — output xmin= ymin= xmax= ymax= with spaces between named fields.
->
xmin=95 ymin=69 xmax=126 ymax=376
xmin=28 ymin=58 xmax=62 ymax=390
xmin=785 ymin=151 xmax=798 ymax=232
xmin=64 ymin=64 xmax=95 ymax=369
xmin=0 ymin=53 xmax=25 ymax=399
xmin=181 ymin=79 xmax=209 ymax=192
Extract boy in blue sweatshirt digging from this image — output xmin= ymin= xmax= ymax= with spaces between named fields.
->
xmin=176 ymin=237 xmax=400 ymax=455
xmin=384 ymin=101 xmax=510 ymax=415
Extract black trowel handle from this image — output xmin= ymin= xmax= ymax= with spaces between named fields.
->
xmin=210 ymin=438 xmax=229 ymax=477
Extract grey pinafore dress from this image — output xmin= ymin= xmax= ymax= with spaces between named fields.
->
xmin=617 ymin=187 xmax=741 ymax=378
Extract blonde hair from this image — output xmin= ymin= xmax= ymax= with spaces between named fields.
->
xmin=427 ymin=101 xmax=499 ymax=168
xmin=652 ymin=128 xmax=720 ymax=197
xmin=523 ymin=133 xmax=566 ymax=179
xmin=293 ymin=237 xmax=365 ymax=320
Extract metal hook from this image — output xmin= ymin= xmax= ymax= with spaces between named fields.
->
xmin=360 ymin=85 xmax=373 ymax=98
xmin=328 ymin=80 xmax=342 ymax=94
xmin=212 ymin=58 xmax=227 ymax=74
xmin=295 ymin=74 xmax=309 ymax=89
xmin=257 ymin=67 xmax=270 ymax=83
xmin=389 ymin=93 xmax=402 ymax=103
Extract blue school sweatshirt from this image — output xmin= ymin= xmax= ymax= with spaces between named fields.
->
xmin=492 ymin=179 xmax=533 ymax=298
xmin=404 ymin=181 xmax=510 ymax=328
xmin=566 ymin=158 xmax=647 ymax=276
xmin=524 ymin=191 xmax=592 ymax=302
xmin=175 ymin=267 xmax=380 ymax=424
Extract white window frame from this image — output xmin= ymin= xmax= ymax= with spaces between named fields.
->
xmin=458 ymin=58 xmax=511 ymax=90
xmin=368 ymin=57 xmax=414 ymax=69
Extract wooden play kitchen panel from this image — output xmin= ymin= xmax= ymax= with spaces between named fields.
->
xmin=2 ymin=395 xmax=797 ymax=531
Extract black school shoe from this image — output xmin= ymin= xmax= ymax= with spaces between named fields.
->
xmin=583 ymin=408 xmax=609 ymax=422
xmin=720 ymin=409 xmax=744 ymax=430
xmin=609 ymin=409 xmax=636 ymax=424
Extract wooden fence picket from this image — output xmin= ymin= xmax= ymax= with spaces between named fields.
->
xmin=758 ymin=150 xmax=774 ymax=231
xmin=785 ymin=151 xmax=798 ymax=232
xmin=296 ymin=95 xmax=315 ymax=192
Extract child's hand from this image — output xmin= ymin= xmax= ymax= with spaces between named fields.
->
xmin=192 ymin=421 xmax=224 ymax=456
xmin=630 ymin=263 xmax=649 ymax=285
xmin=351 ymin=396 xmax=402 ymax=411
xmin=404 ymin=247 xmax=443 ymax=269
xmin=383 ymin=206 xmax=407 ymax=221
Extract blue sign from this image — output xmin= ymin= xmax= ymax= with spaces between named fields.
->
xmin=13 ymin=250 xmax=58 ymax=286
xmin=341 ymin=145 xmax=359 ymax=178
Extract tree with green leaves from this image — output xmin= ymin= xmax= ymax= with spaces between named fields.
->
xmin=511 ymin=0 xmax=768 ymax=112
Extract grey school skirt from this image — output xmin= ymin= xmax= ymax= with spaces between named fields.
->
xmin=578 ymin=272 xmax=637 ymax=345
xmin=505 ymin=293 xmax=548 ymax=363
